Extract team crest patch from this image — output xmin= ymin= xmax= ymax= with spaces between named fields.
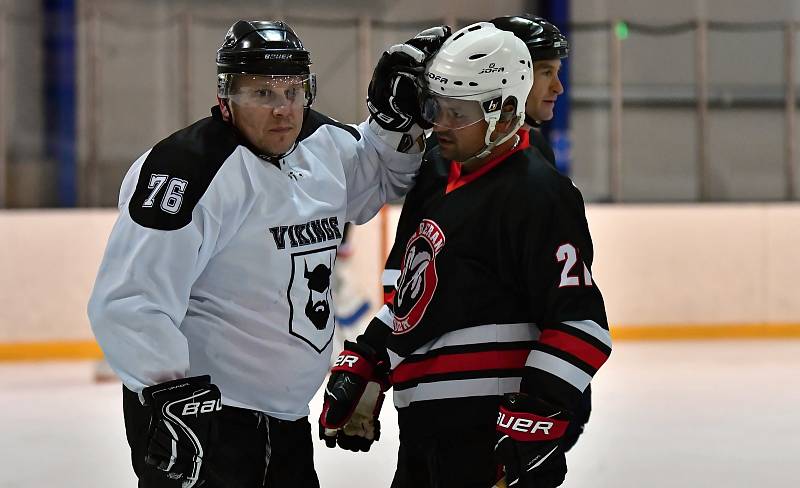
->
xmin=288 ymin=246 xmax=337 ymax=352
xmin=393 ymin=219 xmax=445 ymax=334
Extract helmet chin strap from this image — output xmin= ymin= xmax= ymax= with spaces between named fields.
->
xmin=257 ymin=141 xmax=299 ymax=164
xmin=457 ymin=115 xmax=523 ymax=166
xmin=525 ymin=113 xmax=541 ymax=128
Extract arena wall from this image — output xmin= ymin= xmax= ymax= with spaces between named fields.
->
xmin=1 ymin=204 xmax=799 ymax=359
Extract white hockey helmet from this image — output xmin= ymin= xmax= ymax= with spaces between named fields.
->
xmin=421 ymin=22 xmax=533 ymax=158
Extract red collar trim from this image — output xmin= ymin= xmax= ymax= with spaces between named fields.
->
xmin=445 ymin=129 xmax=531 ymax=194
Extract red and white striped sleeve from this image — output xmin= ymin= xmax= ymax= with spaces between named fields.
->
xmin=518 ymin=178 xmax=612 ymax=410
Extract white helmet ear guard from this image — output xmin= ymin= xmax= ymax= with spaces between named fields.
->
xmin=422 ymin=22 xmax=533 ymax=158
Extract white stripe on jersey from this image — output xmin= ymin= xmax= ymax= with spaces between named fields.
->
xmin=525 ymin=350 xmax=593 ymax=392
xmin=562 ymin=320 xmax=612 ymax=348
xmin=382 ymin=269 xmax=401 ymax=287
xmin=393 ymin=376 xmax=522 ymax=408
xmin=388 ymin=322 xmax=540 ymax=369
xmin=375 ymin=304 xmax=394 ymax=328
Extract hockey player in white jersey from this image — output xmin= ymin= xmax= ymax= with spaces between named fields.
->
xmin=88 ymin=20 xmax=448 ymax=488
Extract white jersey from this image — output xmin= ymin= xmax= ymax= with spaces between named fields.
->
xmin=88 ymin=107 xmax=421 ymax=420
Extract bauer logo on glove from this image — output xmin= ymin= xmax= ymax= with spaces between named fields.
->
xmin=319 ymin=340 xmax=389 ymax=452
xmin=141 ymin=375 xmax=221 ymax=486
xmin=496 ymin=409 xmax=567 ymax=440
xmin=495 ymin=393 xmax=571 ymax=487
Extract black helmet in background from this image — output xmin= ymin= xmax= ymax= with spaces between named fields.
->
xmin=490 ymin=15 xmax=569 ymax=61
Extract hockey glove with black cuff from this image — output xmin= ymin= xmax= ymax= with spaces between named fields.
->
xmin=367 ymin=25 xmax=451 ymax=142
xmin=141 ymin=375 xmax=221 ymax=486
xmin=404 ymin=25 xmax=452 ymax=63
xmin=495 ymin=392 xmax=571 ymax=488
xmin=319 ymin=340 xmax=389 ymax=452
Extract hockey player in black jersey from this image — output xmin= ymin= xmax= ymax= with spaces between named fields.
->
xmin=88 ymin=20 xmax=449 ymax=488
xmin=319 ymin=22 xmax=611 ymax=488
xmin=493 ymin=13 xmax=594 ymax=460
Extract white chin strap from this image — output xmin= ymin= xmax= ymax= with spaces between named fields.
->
xmin=458 ymin=115 xmax=523 ymax=166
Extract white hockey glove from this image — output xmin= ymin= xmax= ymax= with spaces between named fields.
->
xmin=141 ymin=375 xmax=221 ymax=487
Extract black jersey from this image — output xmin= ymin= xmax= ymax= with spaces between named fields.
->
xmin=427 ymin=128 xmax=555 ymax=169
xmin=363 ymin=129 xmax=611 ymax=433
xmin=530 ymin=127 xmax=556 ymax=167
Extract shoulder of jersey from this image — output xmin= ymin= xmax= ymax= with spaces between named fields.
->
xmin=128 ymin=112 xmax=240 ymax=231
xmin=297 ymin=109 xmax=361 ymax=143
xmin=510 ymin=144 xmax=574 ymax=204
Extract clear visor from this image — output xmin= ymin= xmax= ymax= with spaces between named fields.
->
xmin=219 ymin=74 xmax=315 ymax=109
xmin=421 ymin=92 xmax=486 ymax=130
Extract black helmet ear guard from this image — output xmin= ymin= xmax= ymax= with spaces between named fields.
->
xmin=490 ymin=15 xmax=569 ymax=61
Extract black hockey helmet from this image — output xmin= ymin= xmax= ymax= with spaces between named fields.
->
xmin=216 ymin=20 xmax=316 ymax=109
xmin=216 ymin=20 xmax=312 ymax=76
xmin=490 ymin=15 xmax=569 ymax=61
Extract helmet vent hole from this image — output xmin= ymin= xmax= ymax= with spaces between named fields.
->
xmin=454 ymin=81 xmax=463 ymax=86
xmin=468 ymin=81 xmax=479 ymax=86
xmin=468 ymin=25 xmax=482 ymax=32
xmin=528 ymin=61 xmax=531 ymax=68
xmin=502 ymin=79 xmax=507 ymax=84
xmin=521 ymin=75 xmax=525 ymax=80
xmin=453 ymin=32 xmax=465 ymax=41
xmin=468 ymin=53 xmax=487 ymax=60
xmin=519 ymin=60 xmax=526 ymax=64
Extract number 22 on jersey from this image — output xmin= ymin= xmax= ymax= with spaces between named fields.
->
xmin=556 ymin=243 xmax=593 ymax=288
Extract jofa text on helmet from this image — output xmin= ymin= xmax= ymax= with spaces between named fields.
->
xmin=479 ymin=63 xmax=505 ymax=74
xmin=426 ymin=72 xmax=448 ymax=84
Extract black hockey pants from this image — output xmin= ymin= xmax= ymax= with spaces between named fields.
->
xmin=122 ymin=385 xmax=320 ymax=488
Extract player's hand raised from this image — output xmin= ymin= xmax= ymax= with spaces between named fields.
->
xmin=367 ymin=25 xmax=451 ymax=133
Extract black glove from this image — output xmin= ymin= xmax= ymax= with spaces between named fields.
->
xmin=495 ymin=393 xmax=571 ymax=488
xmin=141 ymin=375 xmax=221 ymax=485
xmin=367 ymin=25 xmax=451 ymax=132
xmin=404 ymin=25 xmax=452 ymax=62
xmin=319 ymin=340 xmax=389 ymax=452
xmin=561 ymin=383 xmax=592 ymax=453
